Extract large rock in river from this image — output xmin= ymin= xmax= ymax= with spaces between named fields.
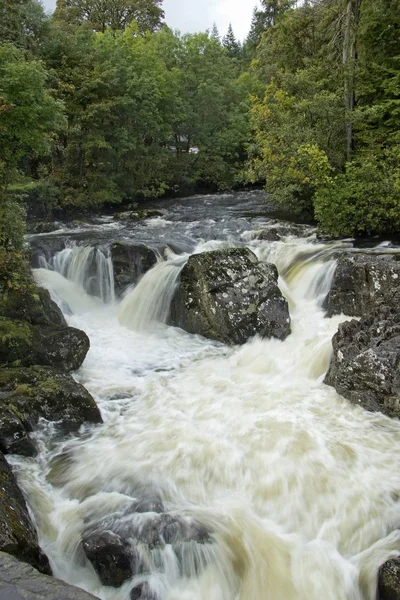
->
xmin=0 ymin=317 xmax=89 ymax=371
xmin=169 ymin=248 xmax=290 ymax=344
xmin=0 ymin=366 xmax=102 ymax=456
xmin=0 ymin=551 xmax=98 ymax=600
xmin=0 ymin=453 xmax=50 ymax=574
xmin=110 ymin=242 xmax=158 ymax=296
xmin=324 ymin=307 xmax=400 ymax=418
xmin=378 ymin=557 xmax=400 ymax=600
xmin=325 ymin=253 xmax=400 ymax=317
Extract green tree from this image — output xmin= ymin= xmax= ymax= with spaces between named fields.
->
xmin=0 ymin=0 xmax=49 ymax=55
xmin=222 ymin=23 xmax=241 ymax=59
xmin=55 ymin=0 xmax=164 ymax=33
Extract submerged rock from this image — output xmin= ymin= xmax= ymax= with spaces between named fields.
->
xmin=110 ymin=242 xmax=158 ymax=296
xmin=256 ymin=220 xmax=315 ymax=241
xmin=0 ymin=366 xmax=102 ymax=456
xmin=324 ymin=307 xmax=400 ymax=418
xmin=325 ymin=253 xmax=400 ymax=317
xmin=82 ymin=497 xmax=212 ymax=588
xmin=0 ymin=551 xmax=98 ymax=599
xmin=378 ymin=557 xmax=400 ymax=600
xmin=169 ymin=248 xmax=290 ymax=344
xmin=0 ymin=453 xmax=50 ymax=573
xmin=131 ymin=582 xmax=158 ymax=600
xmin=82 ymin=530 xmax=141 ymax=587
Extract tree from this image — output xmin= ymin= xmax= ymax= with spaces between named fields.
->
xmin=210 ymin=22 xmax=220 ymax=42
xmin=0 ymin=43 xmax=64 ymax=188
xmin=54 ymin=0 xmax=164 ymax=33
xmin=0 ymin=0 xmax=49 ymax=55
xmin=222 ymin=23 xmax=241 ymax=59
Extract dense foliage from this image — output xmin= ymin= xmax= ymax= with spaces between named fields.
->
xmin=0 ymin=0 xmax=399 ymax=238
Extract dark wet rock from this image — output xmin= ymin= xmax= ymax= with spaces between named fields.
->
xmin=169 ymin=248 xmax=290 ymax=344
xmin=28 ymin=222 xmax=60 ymax=235
xmin=324 ymin=307 xmax=400 ymax=418
xmin=325 ymin=253 xmax=400 ymax=317
xmin=110 ymin=242 xmax=158 ymax=296
xmin=82 ymin=506 xmax=212 ymax=587
xmin=114 ymin=209 xmax=164 ymax=222
xmin=378 ymin=557 xmax=400 ymax=600
xmin=82 ymin=530 xmax=142 ymax=587
xmin=0 ymin=453 xmax=50 ymax=574
xmin=0 ymin=407 xmax=37 ymax=457
xmin=0 ymin=317 xmax=90 ymax=371
xmin=256 ymin=221 xmax=315 ymax=241
xmin=0 ymin=551 xmax=98 ymax=599
xmin=131 ymin=582 xmax=158 ymax=600
xmin=0 ymin=284 xmax=66 ymax=328
xmin=0 ymin=366 xmax=102 ymax=439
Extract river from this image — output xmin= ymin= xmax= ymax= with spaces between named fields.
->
xmin=11 ymin=190 xmax=400 ymax=600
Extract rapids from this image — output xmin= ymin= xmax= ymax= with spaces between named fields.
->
xmin=12 ymin=191 xmax=400 ymax=600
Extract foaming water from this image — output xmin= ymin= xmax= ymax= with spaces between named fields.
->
xmin=118 ymin=256 xmax=187 ymax=332
xmin=11 ymin=222 xmax=400 ymax=600
xmin=40 ymin=245 xmax=115 ymax=304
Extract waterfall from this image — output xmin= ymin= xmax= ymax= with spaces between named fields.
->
xmin=17 ymin=194 xmax=400 ymax=600
xmin=41 ymin=245 xmax=115 ymax=304
xmin=118 ymin=256 xmax=187 ymax=331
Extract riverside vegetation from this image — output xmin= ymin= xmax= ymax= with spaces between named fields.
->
xmin=1 ymin=1 xmax=400 ymax=599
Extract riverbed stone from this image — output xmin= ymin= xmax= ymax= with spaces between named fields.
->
xmin=0 ymin=453 xmax=50 ymax=574
xmin=110 ymin=242 xmax=158 ymax=296
xmin=325 ymin=253 xmax=400 ymax=317
xmin=0 ymin=551 xmax=98 ymax=599
xmin=378 ymin=557 xmax=400 ymax=600
xmin=324 ymin=306 xmax=400 ymax=418
xmin=169 ymin=247 xmax=290 ymax=344
xmin=0 ymin=366 xmax=102 ymax=442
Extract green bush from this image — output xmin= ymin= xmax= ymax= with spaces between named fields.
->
xmin=314 ymin=149 xmax=400 ymax=237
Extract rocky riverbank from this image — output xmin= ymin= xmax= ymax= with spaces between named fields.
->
xmin=0 ymin=265 xmax=102 ymax=595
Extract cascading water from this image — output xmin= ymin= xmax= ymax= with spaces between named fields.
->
xmin=39 ymin=245 xmax=115 ymax=305
xmin=12 ymin=193 xmax=400 ymax=600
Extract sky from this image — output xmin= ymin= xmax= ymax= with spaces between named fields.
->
xmin=41 ymin=0 xmax=260 ymax=41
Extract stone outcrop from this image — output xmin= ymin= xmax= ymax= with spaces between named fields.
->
xmin=378 ymin=557 xmax=400 ymax=600
xmin=0 ymin=366 xmax=102 ymax=456
xmin=324 ymin=307 xmax=400 ymax=418
xmin=0 ymin=453 xmax=50 ymax=574
xmin=0 ymin=551 xmax=98 ymax=600
xmin=325 ymin=253 xmax=400 ymax=317
xmin=169 ymin=248 xmax=290 ymax=344
xmin=110 ymin=242 xmax=158 ymax=296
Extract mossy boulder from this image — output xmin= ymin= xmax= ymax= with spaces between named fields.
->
xmin=169 ymin=248 xmax=290 ymax=344
xmin=325 ymin=306 xmax=400 ymax=418
xmin=110 ymin=242 xmax=158 ymax=296
xmin=0 ymin=366 xmax=102 ymax=456
xmin=325 ymin=253 xmax=400 ymax=317
xmin=0 ymin=452 xmax=50 ymax=574
xmin=0 ymin=284 xmax=66 ymax=328
xmin=0 ymin=317 xmax=90 ymax=371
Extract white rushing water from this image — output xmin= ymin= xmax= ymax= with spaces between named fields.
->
xmin=13 ymin=217 xmax=400 ymax=600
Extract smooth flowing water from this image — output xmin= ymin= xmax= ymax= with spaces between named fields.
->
xmin=13 ymin=191 xmax=400 ymax=600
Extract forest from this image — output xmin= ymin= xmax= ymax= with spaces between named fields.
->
xmin=0 ymin=0 xmax=399 ymax=263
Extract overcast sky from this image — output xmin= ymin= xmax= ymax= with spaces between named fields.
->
xmin=41 ymin=0 xmax=260 ymax=41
